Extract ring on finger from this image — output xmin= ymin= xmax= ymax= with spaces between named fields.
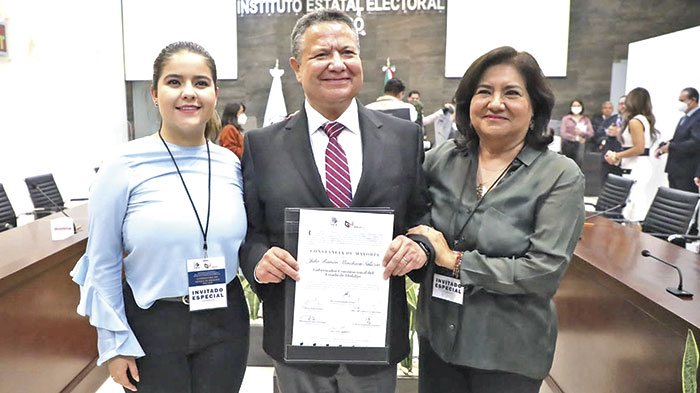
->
xmin=401 ymin=256 xmax=409 ymax=263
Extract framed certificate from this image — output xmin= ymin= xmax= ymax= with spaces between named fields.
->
xmin=283 ymin=207 xmax=394 ymax=364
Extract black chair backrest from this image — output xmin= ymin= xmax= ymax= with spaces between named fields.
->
xmin=0 ymin=183 xmax=17 ymax=231
xmin=25 ymin=174 xmax=65 ymax=219
xmin=642 ymin=187 xmax=700 ymax=237
xmin=378 ymin=108 xmax=411 ymax=121
xmin=596 ymin=174 xmax=635 ymax=218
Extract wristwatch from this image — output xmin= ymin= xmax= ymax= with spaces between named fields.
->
xmin=416 ymin=241 xmax=431 ymax=266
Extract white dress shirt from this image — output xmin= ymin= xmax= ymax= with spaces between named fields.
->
xmin=305 ymin=99 xmax=363 ymax=196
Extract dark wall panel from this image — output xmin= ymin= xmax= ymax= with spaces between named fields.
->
xmin=136 ymin=1 xmax=700 ymax=131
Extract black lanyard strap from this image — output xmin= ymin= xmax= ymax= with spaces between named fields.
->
xmin=452 ymin=159 xmax=513 ymax=248
xmin=158 ymin=131 xmax=212 ymax=257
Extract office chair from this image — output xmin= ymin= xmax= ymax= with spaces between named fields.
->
xmin=377 ymin=108 xmax=412 ymax=121
xmin=24 ymin=173 xmax=67 ymax=219
xmin=642 ymin=187 xmax=700 ymax=247
xmin=586 ymin=174 xmax=635 ymax=220
xmin=0 ymin=183 xmax=17 ymax=231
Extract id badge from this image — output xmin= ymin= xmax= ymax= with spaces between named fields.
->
xmin=187 ymin=256 xmax=227 ymax=311
xmin=432 ymin=273 xmax=463 ymax=305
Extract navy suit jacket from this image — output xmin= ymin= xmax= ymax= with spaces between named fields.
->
xmin=239 ymin=102 xmax=431 ymax=375
xmin=666 ymin=109 xmax=700 ymax=183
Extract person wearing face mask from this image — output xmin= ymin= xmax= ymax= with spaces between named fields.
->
xmin=655 ymin=87 xmax=700 ymax=192
xmin=560 ymin=99 xmax=594 ymax=168
xmin=219 ymin=102 xmax=247 ymax=159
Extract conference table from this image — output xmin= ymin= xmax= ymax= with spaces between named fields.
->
xmin=3 ymin=205 xmax=700 ymax=392
xmin=0 ymin=204 xmax=108 ymax=393
xmin=548 ymin=215 xmax=700 ymax=393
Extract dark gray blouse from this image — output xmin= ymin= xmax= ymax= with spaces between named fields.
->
xmin=416 ymin=140 xmax=585 ymax=380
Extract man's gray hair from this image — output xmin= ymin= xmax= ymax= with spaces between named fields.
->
xmin=290 ymin=9 xmax=359 ymax=60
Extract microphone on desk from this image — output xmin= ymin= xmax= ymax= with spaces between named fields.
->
xmin=32 ymin=184 xmax=70 ymax=218
xmin=585 ymin=203 xmax=626 ymax=220
xmin=641 ymin=249 xmax=693 ymax=298
xmin=31 ymin=185 xmax=79 ymax=232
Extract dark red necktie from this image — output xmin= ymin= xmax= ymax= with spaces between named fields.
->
xmin=322 ymin=122 xmax=352 ymax=208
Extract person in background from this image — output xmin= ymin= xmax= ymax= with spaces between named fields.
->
xmin=605 ymin=87 xmax=659 ymax=223
xmin=365 ymin=77 xmax=419 ymax=122
xmin=599 ymin=96 xmax=626 ymax=184
xmin=219 ymin=102 xmax=247 ymax=159
xmin=655 ymin=87 xmax=700 ymax=192
xmin=407 ymin=90 xmax=425 ymax=126
xmin=71 ymin=41 xmax=249 ymax=393
xmin=591 ymin=101 xmax=615 ymax=148
xmin=560 ymin=99 xmax=594 ymax=167
xmin=424 ymin=100 xmax=456 ymax=148
xmin=407 ymin=90 xmax=421 ymax=102
xmin=408 ymin=46 xmax=584 ymax=393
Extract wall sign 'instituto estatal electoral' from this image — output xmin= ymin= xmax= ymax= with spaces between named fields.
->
xmin=237 ymin=0 xmax=446 ymax=35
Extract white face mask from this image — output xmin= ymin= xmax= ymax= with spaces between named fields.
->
xmin=238 ymin=113 xmax=248 ymax=125
xmin=678 ymin=101 xmax=689 ymax=113
xmin=571 ymin=106 xmax=582 ymax=115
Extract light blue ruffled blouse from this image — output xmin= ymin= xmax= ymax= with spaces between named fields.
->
xmin=71 ymin=136 xmax=246 ymax=365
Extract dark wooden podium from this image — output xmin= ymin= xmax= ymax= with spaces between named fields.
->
xmin=548 ymin=216 xmax=700 ymax=393
xmin=0 ymin=204 xmax=108 ymax=393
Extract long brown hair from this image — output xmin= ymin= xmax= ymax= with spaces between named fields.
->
xmin=623 ymin=87 xmax=659 ymax=142
xmin=152 ymin=41 xmax=218 ymax=140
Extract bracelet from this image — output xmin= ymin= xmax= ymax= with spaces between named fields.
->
xmin=452 ymin=251 xmax=463 ymax=278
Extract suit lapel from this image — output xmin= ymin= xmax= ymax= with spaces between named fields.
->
xmin=285 ymin=109 xmax=333 ymax=207
xmin=351 ymin=104 xmax=387 ymax=206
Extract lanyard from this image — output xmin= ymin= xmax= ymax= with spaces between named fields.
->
xmin=158 ymin=131 xmax=212 ymax=257
xmin=452 ymin=157 xmax=513 ymax=249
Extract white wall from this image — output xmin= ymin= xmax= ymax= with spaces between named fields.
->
xmin=0 ymin=0 xmax=127 ymax=220
xmin=626 ymin=25 xmax=700 ymax=141
xmin=625 ymin=24 xmax=700 ymax=188
xmin=609 ymin=60 xmax=627 ymax=113
xmin=122 ymin=0 xmax=238 ymax=81
xmin=444 ymin=0 xmax=570 ymax=78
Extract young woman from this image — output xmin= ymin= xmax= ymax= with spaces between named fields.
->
xmin=219 ymin=102 xmax=247 ymax=159
xmin=71 ymin=42 xmax=249 ymax=393
xmin=604 ymin=87 xmax=659 ymax=222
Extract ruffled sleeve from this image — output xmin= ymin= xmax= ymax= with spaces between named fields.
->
xmin=69 ymin=153 xmax=145 ymax=365
xmin=71 ymin=255 xmax=145 ymax=365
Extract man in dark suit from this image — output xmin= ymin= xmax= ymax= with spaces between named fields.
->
xmin=240 ymin=9 xmax=432 ymax=393
xmin=655 ymin=87 xmax=700 ymax=192
xmin=599 ymin=96 xmax=626 ymax=185
xmin=591 ymin=101 xmax=615 ymax=147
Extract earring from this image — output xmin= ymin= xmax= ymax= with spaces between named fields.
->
xmin=529 ymin=118 xmax=535 ymax=130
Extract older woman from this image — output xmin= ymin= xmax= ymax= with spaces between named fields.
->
xmin=408 ymin=47 xmax=585 ymax=393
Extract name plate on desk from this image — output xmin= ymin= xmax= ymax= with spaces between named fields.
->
xmin=50 ymin=217 xmax=75 ymax=241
